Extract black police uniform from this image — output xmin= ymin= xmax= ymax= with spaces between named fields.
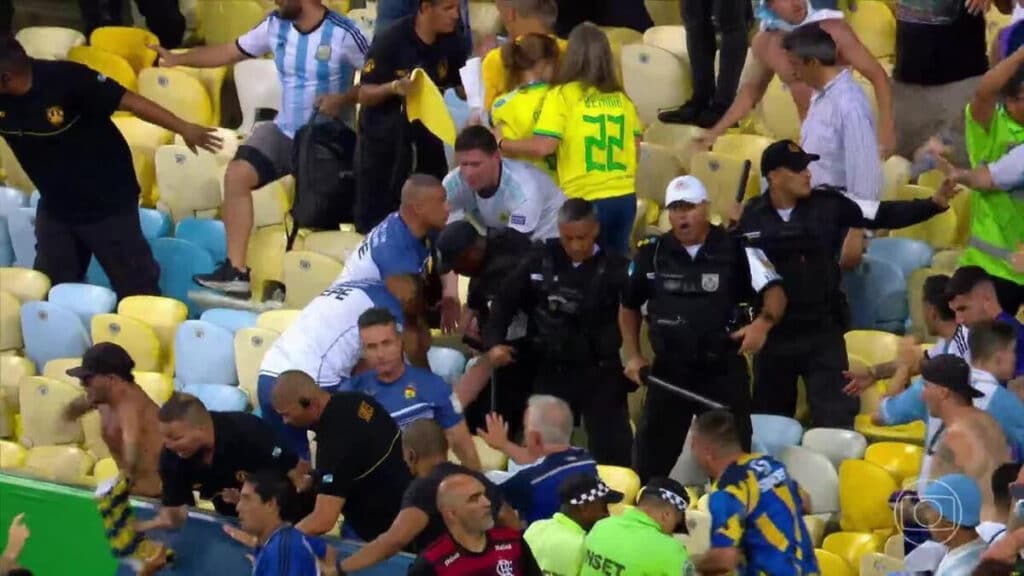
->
xmin=354 ymin=15 xmax=467 ymax=233
xmin=623 ymin=226 xmax=777 ymax=481
xmin=482 ymin=239 xmax=634 ymax=466
xmin=739 ymin=187 xmax=947 ymax=428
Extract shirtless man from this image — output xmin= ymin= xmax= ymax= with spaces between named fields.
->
xmin=63 ymin=343 xmax=163 ymax=497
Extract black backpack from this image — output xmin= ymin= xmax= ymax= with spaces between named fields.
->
xmin=288 ymin=113 xmax=357 ymax=249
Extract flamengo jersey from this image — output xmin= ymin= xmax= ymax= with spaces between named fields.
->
xmin=259 ymin=280 xmax=404 ymax=387
xmin=415 ymin=528 xmax=529 ymax=576
xmin=339 ymin=212 xmax=432 ymax=282
xmin=236 ymin=9 xmax=369 ymax=137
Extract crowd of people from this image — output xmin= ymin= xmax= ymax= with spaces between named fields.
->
xmin=1 ymin=0 xmax=1024 ymax=573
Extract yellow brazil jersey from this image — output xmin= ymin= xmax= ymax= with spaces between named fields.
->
xmin=533 ymin=81 xmax=642 ymax=202
xmin=482 ymin=35 xmax=568 ymax=110
xmin=491 ymin=82 xmax=557 ymax=177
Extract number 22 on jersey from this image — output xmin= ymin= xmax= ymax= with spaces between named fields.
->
xmin=583 ymin=114 xmax=626 ymax=173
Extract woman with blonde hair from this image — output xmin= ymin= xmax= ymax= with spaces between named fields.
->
xmin=498 ymin=23 xmax=642 ymax=254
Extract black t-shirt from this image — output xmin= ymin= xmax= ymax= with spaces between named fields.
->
xmin=159 ymin=412 xmax=300 ymax=517
xmin=466 ymin=228 xmax=535 ymax=319
xmin=0 ymin=59 xmax=138 ymax=222
xmin=401 ymin=461 xmax=505 ymax=551
xmin=894 ymin=1 xmax=987 ymax=85
xmin=311 ymin=392 xmax=411 ymax=541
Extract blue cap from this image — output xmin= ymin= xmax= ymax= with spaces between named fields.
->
xmin=921 ymin=474 xmax=982 ymax=528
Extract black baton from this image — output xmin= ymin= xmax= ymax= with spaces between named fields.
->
xmin=735 ymin=159 xmax=753 ymax=204
xmin=640 ymin=367 xmax=728 ymax=410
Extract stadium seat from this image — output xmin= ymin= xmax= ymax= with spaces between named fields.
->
xmin=0 ymin=218 xmax=12 ymax=268
xmin=847 ymin=0 xmax=896 ymax=61
xmin=883 ymin=533 xmax=904 ymax=559
xmin=248 ymin=224 xmax=289 ymax=297
xmin=689 ymin=151 xmax=753 ymax=224
xmin=815 ymin=548 xmax=854 ymax=576
xmin=882 ymin=156 xmax=913 ymax=202
xmin=48 ymin=283 xmax=117 ymax=332
xmin=134 ymin=371 xmax=174 ymax=405
xmin=42 ymin=358 xmax=83 ymax=387
xmin=621 ymin=44 xmax=692 ymax=125
xmin=823 ymin=532 xmax=884 ymax=572
xmin=0 ymin=355 xmax=34 ymax=424
xmin=233 ymin=58 xmax=282 ymax=135
xmin=19 ymin=376 xmax=85 ymax=447
xmin=89 ymin=26 xmax=158 ymax=72
xmin=299 ymin=230 xmax=365 ymax=263
xmin=171 ymin=63 xmax=229 ymax=127
xmin=200 ymin=308 xmax=258 ymax=333
xmin=256 ymin=309 xmax=300 ymax=334
xmin=174 ymin=320 xmax=237 ymax=387
xmin=645 ymin=0 xmax=683 ymax=25
xmin=175 ymin=218 xmax=228 ymax=263
xmin=154 ymin=145 xmax=226 ymax=222
xmin=112 ymin=116 xmax=173 ymax=155
xmin=842 ymin=256 xmax=908 ymax=333
xmin=844 ymin=330 xmax=901 ymax=366
xmin=91 ymin=313 xmax=162 ymax=372
xmin=427 ymin=347 xmax=467 ymax=388
xmin=346 ymin=7 xmax=376 ymax=39
xmin=0 ymin=139 xmax=35 ymax=193
xmin=6 ymin=207 xmax=35 ymax=269
xmin=0 ymin=267 xmax=51 ymax=303
xmin=838 ymin=459 xmax=898 ymax=533
xmin=181 ymin=383 xmax=249 ymax=412
xmin=22 ymin=445 xmax=96 ymax=484
xmin=233 ymin=327 xmax=278 ymax=403
xmin=21 ymin=302 xmax=92 ymax=372
xmin=173 ymin=128 xmax=240 ymax=161
xmin=636 ymin=143 xmax=683 ymax=207
xmin=891 ymin=185 xmax=959 ymax=249
xmin=196 ymin=0 xmax=270 ymax=45
xmin=860 ymin=552 xmax=904 ymax=576
xmin=150 ymin=237 xmax=217 ymax=317
xmin=139 ymin=207 xmax=173 ymax=240
xmin=282 ymin=251 xmax=343 ymax=309
xmin=598 ymin=465 xmax=641 ymax=508
xmin=864 ymin=442 xmax=923 ymax=486
xmin=801 ymin=428 xmax=868 ymax=469
xmin=0 ymin=290 xmax=22 ymax=353
xmin=854 ymin=414 xmax=926 ymax=444
xmin=711 ymin=133 xmax=773 ymax=198
xmin=759 ymin=77 xmax=802 ymax=141
xmin=118 ymin=295 xmax=188 ymax=372
xmin=138 ymin=68 xmax=214 ymax=126
xmin=80 ymin=408 xmax=110 ymax=460
xmin=642 ymin=122 xmax=705 ymax=172
xmin=778 ymin=445 xmax=840 ymax=515
xmin=916 ymin=169 xmax=945 ymax=191
xmin=682 ymin=509 xmax=711 ymax=555
xmin=250 ymin=176 xmax=294 ymax=228
xmin=642 ymin=25 xmax=687 ymax=59
xmin=66 ymin=45 xmax=138 ymax=93
xmin=93 ymin=457 xmax=119 ymax=485
xmin=0 ymin=186 xmax=27 ymax=214
xmin=930 ymin=249 xmax=962 ymax=275
xmin=866 ymin=238 xmax=934 ymax=280
xmin=0 ymin=439 xmax=26 ymax=468
xmin=751 ymin=414 xmax=803 ymax=457
xmin=804 ymin=514 xmax=826 ymax=547
xmin=15 ymin=26 xmax=86 ymax=60
xmin=128 ymin=145 xmax=159 ymax=207
xmin=906 ymin=267 xmax=938 ymax=341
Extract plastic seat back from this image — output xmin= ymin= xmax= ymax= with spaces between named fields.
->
xmin=299 ymin=230 xmax=365 ymax=263
xmin=842 ymin=256 xmax=908 ymax=333
xmin=864 ymin=442 xmax=924 ymax=486
xmin=233 ymin=327 xmax=278 ymax=402
xmin=866 ymin=237 xmax=934 ymax=280
xmin=197 ymin=0 xmax=270 ymax=45
xmin=0 ymin=355 xmax=34 ymax=415
xmin=621 ymin=44 xmax=691 ymax=125
xmin=597 ymin=465 xmax=641 ymax=505
xmin=23 ymin=445 xmax=96 ymax=484
xmin=138 ymin=68 xmax=214 ymax=126
xmin=67 ymin=45 xmax=137 ymax=92
xmin=15 ymin=26 xmax=86 ymax=60
xmin=282 ymin=251 xmax=343 ymax=309
xmin=7 ymin=207 xmax=36 ymax=269
xmin=635 ymin=143 xmax=683 ymax=207
xmin=642 ymin=25 xmax=687 ymax=59
xmin=823 ymin=532 xmax=883 ymax=572
xmin=93 ymin=456 xmax=120 ymax=485
xmin=751 ymin=414 xmax=804 ymax=458
xmin=642 ymin=123 xmax=705 ymax=174
xmin=42 ymin=358 xmax=84 ymax=387
xmin=91 ymin=313 xmax=162 ymax=372
xmin=0 ymin=267 xmax=51 ymax=303
xmin=847 ymin=0 xmax=896 ymax=60
xmin=0 ymin=290 xmax=22 ymax=352
xmin=48 ymin=283 xmax=117 ymax=331
xmin=778 ymin=445 xmax=840 ymax=514
xmin=19 ymin=376 xmax=85 ymax=447
xmin=759 ymin=76 xmax=802 ymax=142
xmin=233 ymin=58 xmax=282 ymax=135
xmin=175 ymin=218 xmax=227 ymax=263
xmin=134 ymin=371 xmax=174 ymax=405
xmin=112 ymin=116 xmax=173 ymax=155
xmin=154 ymin=145 xmax=226 ymax=222
xmin=801 ymin=427 xmax=868 ymax=469
xmin=0 ymin=439 xmax=27 ymax=468
xmin=89 ymin=26 xmax=158 ymax=72
xmin=139 ymin=207 xmax=173 ymax=240
xmin=838 ymin=459 xmax=898 ymax=532
xmin=256 ymin=309 xmax=301 ymax=334
xmin=0 ymin=186 xmax=28 ymax=215
xmin=181 ymin=383 xmax=249 ymax=412
xmin=844 ymin=330 xmax=902 ymax=366
xmin=21 ymin=301 xmax=91 ymax=371
xmin=175 ymin=320 xmax=237 ymax=386
xmin=815 ymin=548 xmax=854 ymax=576
xmin=201 ymin=308 xmax=258 ymax=333
xmin=711 ymin=133 xmax=773 ymax=197
xmin=689 ymin=151 xmax=755 ymax=224
xmin=148 ymin=238 xmax=217 ymax=318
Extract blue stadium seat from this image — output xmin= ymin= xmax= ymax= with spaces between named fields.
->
xmin=427 ymin=347 xmax=468 ymax=387
xmin=20 ymin=301 xmax=91 ymax=371
xmin=8 ymin=207 xmax=35 ymax=269
xmin=175 ymin=218 xmax=227 ymax=263
xmin=0 ymin=187 xmax=27 ymax=215
xmin=174 ymin=320 xmax=237 ymax=387
xmin=0 ymin=217 xmax=13 ymax=267
xmin=139 ymin=208 xmax=172 ymax=240
xmin=85 ymin=256 xmax=111 ymax=290
xmin=751 ymin=414 xmax=804 ymax=458
xmin=29 ymin=190 xmax=39 ymax=209
xmin=842 ymin=255 xmax=908 ymax=333
xmin=150 ymin=237 xmax=216 ymax=317
xmin=181 ymin=383 xmax=249 ymax=412
xmin=866 ymin=237 xmax=933 ymax=280
xmin=199 ymin=308 xmax=258 ymax=333
xmin=48 ymin=283 xmax=117 ymax=331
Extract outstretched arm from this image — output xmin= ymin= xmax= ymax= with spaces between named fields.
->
xmin=970 ymin=46 xmax=1024 ymax=129
xmin=119 ymin=92 xmax=222 ymax=154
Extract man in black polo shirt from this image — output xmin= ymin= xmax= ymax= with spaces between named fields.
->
xmin=0 ymin=37 xmax=219 ymax=298
xmin=271 ymin=370 xmax=412 ymax=540
xmin=353 ymin=0 xmax=467 ymax=233
xmin=136 ymin=393 xmax=311 ymax=532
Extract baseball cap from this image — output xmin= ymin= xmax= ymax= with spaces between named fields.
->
xmin=67 ymin=342 xmax=135 ymax=380
xmin=920 ymin=354 xmax=982 ymax=400
xmin=640 ymin=477 xmax=690 ymax=532
xmin=558 ymin=474 xmax=625 ymax=506
xmin=664 ymin=175 xmax=708 ymax=207
xmin=922 ymin=474 xmax=982 ymax=527
xmin=435 ymin=220 xmax=481 ymax=274
xmin=760 ymin=140 xmax=820 ymax=177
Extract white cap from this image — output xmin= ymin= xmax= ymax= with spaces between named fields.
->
xmin=664 ymin=175 xmax=708 ymax=206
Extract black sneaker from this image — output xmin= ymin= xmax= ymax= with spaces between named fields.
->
xmin=657 ymin=100 xmax=707 ymax=125
xmin=194 ymin=261 xmax=251 ymax=296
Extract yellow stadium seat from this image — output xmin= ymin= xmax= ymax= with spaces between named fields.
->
xmin=0 ymin=356 xmax=34 ymax=437
xmin=891 ymin=184 xmax=959 ymax=248
xmin=154 ymin=144 xmax=227 ymax=222
xmin=91 ymin=313 xmax=162 ymax=372
xmin=22 ymin=445 xmax=96 ymax=484
xmin=816 ymin=548 xmax=853 ymax=576
xmin=0 ymin=291 xmax=22 ymax=353
xmin=682 ymin=509 xmax=711 ymax=555
xmin=15 ymin=26 xmax=86 ymax=60
xmin=645 ymin=0 xmax=683 ymax=25
xmin=883 ymin=533 xmax=904 ymax=559
xmin=689 ymin=151 xmax=751 ymax=224
xmin=127 ymin=145 xmax=159 ymax=207
xmin=283 ymin=251 xmax=343 ymax=309
xmin=171 ymin=63 xmax=229 ymax=126
xmin=118 ymin=296 xmax=188 ymax=374
xmin=642 ymin=25 xmax=687 ymax=59
xmin=906 ymin=267 xmax=937 ymax=342
xmin=643 ymin=122 xmax=706 ymax=171
xmin=90 ymin=26 xmax=158 ymax=72
xmin=847 ymin=0 xmax=896 ymax=61
xmin=42 ymin=358 xmax=84 ymax=388
xmin=134 ymin=371 xmax=174 ymax=405
xmin=67 ymin=45 xmax=138 ymax=93
xmin=882 ymin=156 xmax=913 ymax=202
xmin=916 ymin=169 xmax=945 ymax=191
xmin=474 ymin=436 xmax=507 ymax=472
xmin=18 ymin=376 xmax=85 ymax=447
xmin=804 ymin=515 xmax=827 ymax=547
xmin=712 ymin=133 xmax=773 ymax=198
xmin=823 ymin=532 xmax=884 ymax=571
xmin=636 ymin=143 xmax=683 ymax=207
xmin=299 ymin=230 xmax=365 ymax=263
xmin=861 ymin=552 xmax=904 ymax=576
xmin=197 ymin=0 xmax=271 ymax=45
xmin=632 ymin=199 xmax=657 ymax=247
xmin=696 ymin=492 xmax=709 ymax=511
xmin=864 ymin=442 xmax=923 ymax=486
xmin=138 ymin=68 xmax=214 ymax=126
xmin=844 ymin=330 xmax=901 ymax=367
xmin=112 ymin=116 xmax=173 ymax=155
xmin=950 ymin=188 xmax=971 ymax=247
xmin=93 ymin=457 xmax=120 ymax=485
xmin=0 ymin=267 xmax=51 ymax=303
xmin=234 ymin=327 xmax=278 ymax=402
xmin=621 ymin=44 xmax=692 ymax=125
xmin=838 ymin=459 xmax=898 ymax=533
xmin=257 ymin=309 xmax=301 ymax=334
xmin=0 ymin=439 xmax=27 ymax=469
xmin=81 ymin=409 xmax=111 ymax=460
xmin=855 ymin=414 xmax=927 ymax=444
xmin=251 ymin=176 xmax=294 ymax=228
xmin=759 ymin=77 xmax=801 ymax=141
xmin=174 ymin=128 xmax=239 ymax=160
xmin=598 ymin=465 xmax=641 ymax=506
xmin=248 ymin=224 xmax=289 ymax=297
xmin=930 ymin=249 xmax=962 ymax=274
xmin=0 ymin=139 xmax=35 ymax=193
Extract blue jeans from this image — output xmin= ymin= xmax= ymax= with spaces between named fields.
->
xmin=374 ymin=0 xmax=472 ymax=55
xmin=257 ymin=373 xmax=341 ymax=461
xmin=592 ymin=194 xmax=637 ymax=255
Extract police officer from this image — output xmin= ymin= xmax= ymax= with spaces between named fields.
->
xmin=480 ymin=199 xmax=633 ymax=466
xmin=621 ymin=176 xmax=786 ymax=482
xmin=739 ymin=140 xmax=960 ymax=429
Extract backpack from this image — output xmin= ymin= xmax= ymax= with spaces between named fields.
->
xmin=288 ymin=113 xmax=357 ymax=249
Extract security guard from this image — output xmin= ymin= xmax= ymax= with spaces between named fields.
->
xmin=621 ymin=176 xmax=786 ymax=482
xmin=482 ymin=199 xmax=634 ymax=466
xmin=739 ymin=140 xmax=959 ymax=429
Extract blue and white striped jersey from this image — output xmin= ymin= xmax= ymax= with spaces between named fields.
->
xmin=237 ymin=9 xmax=369 ymax=137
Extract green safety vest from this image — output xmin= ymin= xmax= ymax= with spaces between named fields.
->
xmin=523 ymin=513 xmax=587 ymax=576
xmin=580 ymin=508 xmax=694 ymax=576
xmin=963 ymin=104 xmax=1024 ymax=285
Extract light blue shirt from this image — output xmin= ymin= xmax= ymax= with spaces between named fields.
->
xmin=933 ymin=539 xmax=987 ymax=576
xmin=988 ymin=143 xmax=1024 ymax=192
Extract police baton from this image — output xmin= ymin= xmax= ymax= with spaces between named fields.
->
xmin=728 ymin=159 xmax=753 ymax=229
xmin=639 ymin=367 xmax=728 ymax=410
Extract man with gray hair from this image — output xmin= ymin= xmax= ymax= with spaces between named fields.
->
xmin=478 ymin=395 xmax=599 ymax=524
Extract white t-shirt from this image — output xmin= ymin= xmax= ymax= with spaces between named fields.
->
xmin=444 ymin=158 xmax=565 ymax=241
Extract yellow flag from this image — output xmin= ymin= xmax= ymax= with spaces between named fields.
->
xmin=406 ymin=68 xmax=457 ymax=146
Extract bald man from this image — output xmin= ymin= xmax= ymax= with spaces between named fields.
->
xmin=271 ymin=370 xmax=411 ymax=540
xmin=409 ymin=474 xmax=542 ymax=576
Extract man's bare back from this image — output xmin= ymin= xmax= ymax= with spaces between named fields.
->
xmin=931 ymin=407 xmax=1012 ymax=521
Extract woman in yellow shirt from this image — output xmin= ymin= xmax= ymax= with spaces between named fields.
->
xmin=498 ymin=23 xmax=642 ymax=254
xmin=490 ymin=33 xmax=560 ymax=177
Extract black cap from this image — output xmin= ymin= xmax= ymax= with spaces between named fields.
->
xmin=558 ymin=474 xmax=625 ymax=506
xmin=760 ymin=139 xmax=821 ymax=177
xmin=67 ymin=342 xmax=135 ymax=380
xmin=946 ymin=265 xmax=990 ymax=298
xmin=640 ymin=477 xmax=690 ymax=512
xmin=920 ymin=354 xmax=982 ymax=399
xmin=435 ymin=220 xmax=482 ymax=274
